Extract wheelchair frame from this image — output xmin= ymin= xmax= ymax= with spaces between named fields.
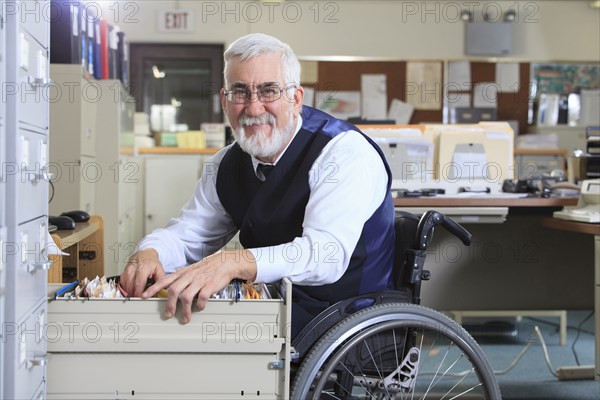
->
xmin=289 ymin=210 xmax=501 ymax=399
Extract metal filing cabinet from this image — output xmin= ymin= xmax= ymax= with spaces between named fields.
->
xmin=47 ymin=279 xmax=293 ymax=399
xmin=0 ymin=0 xmax=7 ymax=394
xmin=2 ymin=1 xmax=50 ymax=399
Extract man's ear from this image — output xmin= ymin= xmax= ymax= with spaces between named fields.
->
xmin=220 ymin=88 xmax=227 ymax=110
xmin=294 ymin=85 xmax=305 ymax=113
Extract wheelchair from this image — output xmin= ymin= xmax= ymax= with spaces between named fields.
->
xmin=289 ymin=210 xmax=502 ymax=399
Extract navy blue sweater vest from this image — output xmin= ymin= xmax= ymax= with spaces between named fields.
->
xmin=216 ymin=106 xmax=395 ymax=303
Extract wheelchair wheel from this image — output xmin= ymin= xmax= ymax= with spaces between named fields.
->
xmin=291 ymin=303 xmax=501 ymax=399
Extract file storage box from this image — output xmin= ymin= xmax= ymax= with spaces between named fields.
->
xmin=46 ymin=279 xmax=292 ymax=399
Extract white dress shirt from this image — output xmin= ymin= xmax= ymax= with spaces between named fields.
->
xmin=139 ymin=116 xmax=389 ymax=286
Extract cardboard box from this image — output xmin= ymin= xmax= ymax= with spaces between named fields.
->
xmin=176 ymin=131 xmax=206 ymax=149
xmin=361 ymin=126 xmax=435 ymax=182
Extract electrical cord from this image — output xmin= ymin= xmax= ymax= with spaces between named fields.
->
xmin=526 ymin=315 xmax=595 ymax=336
xmin=571 ymin=311 xmax=594 ymax=366
xmin=421 ymin=325 xmax=559 ymax=378
xmin=49 ymin=179 xmax=55 ymax=204
xmin=525 ymin=312 xmax=595 ymax=365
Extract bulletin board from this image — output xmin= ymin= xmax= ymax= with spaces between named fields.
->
xmin=304 ymin=60 xmax=444 ymax=124
xmin=446 ymin=61 xmax=531 ymax=135
xmin=301 ymin=59 xmax=596 ymax=136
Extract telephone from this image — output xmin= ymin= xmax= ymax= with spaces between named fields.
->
xmin=553 ymin=179 xmax=600 ymax=223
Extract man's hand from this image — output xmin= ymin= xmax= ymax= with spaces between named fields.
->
xmin=142 ymin=250 xmax=257 ymax=324
xmin=120 ymin=248 xmax=166 ymax=297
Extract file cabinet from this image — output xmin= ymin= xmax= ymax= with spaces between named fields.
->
xmin=16 ymin=26 xmax=49 ymax=132
xmin=16 ymin=129 xmax=49 ymax=223
xmin=92 ymin=80 xmax=142 ymax=277
xmin=47 ymin=279 xmax=292 ymax=399
xmin=4 ymin=300 xmax=48 ymax=400
xmin=1 ymin=1 xmax=50 ymax=399
xmin=0 ymin=0 xmax=7 ymax=393
xmin=49 ymin=64 xmax=98 ymax=215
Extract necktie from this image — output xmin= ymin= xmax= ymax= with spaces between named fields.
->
xmin=257 ymin=163 xmax=274 ymax=179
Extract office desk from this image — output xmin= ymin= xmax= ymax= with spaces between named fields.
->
xmin=543 ymin=218 xmax=600 ymax=381
xmin=395 ymin=197 xmax=599 ymax=378
xmin=393 ymin=196 xmax=577 ymax=208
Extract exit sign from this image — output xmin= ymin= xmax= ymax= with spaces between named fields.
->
xmin=158 ymin=9 xmax=195 ymax=33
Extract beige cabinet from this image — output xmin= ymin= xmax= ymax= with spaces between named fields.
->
xmin=49 ymin=66 xmax=144 ymax=278
xmin=143 ymin=155 xmax=206 ymax=235
xmin=93 ymin=81 xmax=143 ymax=277
xmin=49 ymin=64 xmax=97 ymax=214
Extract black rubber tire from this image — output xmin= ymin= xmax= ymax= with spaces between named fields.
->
xmin=291 ymin=302 xmax=501 ymax=400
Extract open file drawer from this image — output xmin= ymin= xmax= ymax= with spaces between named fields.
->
xmin=46 ymin=279 xmax=292 ymax=399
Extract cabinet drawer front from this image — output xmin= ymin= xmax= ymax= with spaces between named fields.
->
xmin=4 ymin=302 xmax=47 ymax=400
xmin=16 ymin=129 xmax=48 ymax=223
xmin=47 ymin=298 xmax=286 ymax=353
xmin=79 ymin=93 xmax=97 ymax=156
xmin=14 ymin=217 xmax=49 ymax=318
xmin=17 ymin=0 xmax=49 ymax=49
xmin=48 ymin=353 xmax=284 ymax=399
xmin=79 ymin=155 xmax=97 ymax=213
xmin=16 ymin=28 xmax=49 ymax=131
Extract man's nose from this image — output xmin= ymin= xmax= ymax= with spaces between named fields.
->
xmin=244 ymin=95 xmax=267 ymax=116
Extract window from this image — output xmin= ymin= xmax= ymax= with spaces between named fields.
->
xmin=130 ymin=43 xmax=224 ymax=132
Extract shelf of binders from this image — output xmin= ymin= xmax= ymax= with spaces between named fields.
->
xmin=50 ymin=0 xmax=129 ymax=87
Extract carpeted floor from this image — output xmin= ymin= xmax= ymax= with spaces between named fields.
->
xmin=469 ymin=310 xmax=600 ymax=399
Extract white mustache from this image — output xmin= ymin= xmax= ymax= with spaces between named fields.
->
xmin=238 ymin=113 xmax=276 ymax=126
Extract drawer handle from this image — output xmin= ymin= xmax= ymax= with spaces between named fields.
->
xmin=268 ymin=360 xmax=284 ymax=370
xmin=23 ymin=170 xmax=54 ymax=182
xmin=26 ymin=355 xmax=48 ymax=369
xmin=26 ymin=261 xmax=52 ymax=273
xmin=27 ymin=76 xmax=50 ymax=88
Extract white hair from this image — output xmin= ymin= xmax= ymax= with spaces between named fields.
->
xmin=223 ymin=33 xmax=301 ymax=89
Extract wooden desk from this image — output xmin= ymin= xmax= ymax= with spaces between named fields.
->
xmin=48 ymin=215 xmax=104 ymax=283
xmin=543 ymin=217 xmax=600 ymax=381
xmin=394 ymin=197 xmax=577 ymax=208
xmin=394 ymin=197 xmax=578 ymax=224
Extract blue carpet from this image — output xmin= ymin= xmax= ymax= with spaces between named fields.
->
xmin=472 ymin=311 xmax=600 ymax=399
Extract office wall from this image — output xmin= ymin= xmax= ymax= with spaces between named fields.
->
xmin=88 ymin=0 xmax=600 ymax=61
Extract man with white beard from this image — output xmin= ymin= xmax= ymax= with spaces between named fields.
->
xmin=120 ymin=33 xmax=396 ymax=337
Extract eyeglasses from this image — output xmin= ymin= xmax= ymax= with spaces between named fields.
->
xmin=224 ymin=83 xmax=295 ymax=104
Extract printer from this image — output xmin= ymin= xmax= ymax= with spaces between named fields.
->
xmin=554 ymin=179 xmax=600 ymax=223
